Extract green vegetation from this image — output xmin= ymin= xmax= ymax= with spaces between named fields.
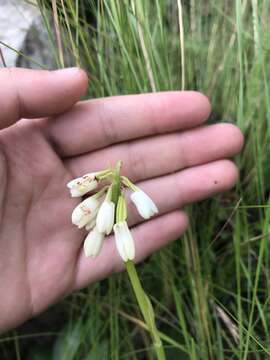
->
xmin=2 ymin=0 xmax=270 ymax=358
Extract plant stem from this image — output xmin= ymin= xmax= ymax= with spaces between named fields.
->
xmin=111 ymin=161 xmax=122 ymax=205
xmin=111 ymin=162 xmax=166 ymax=359
xmin=125 ymin=261 xmax=166 ymax=360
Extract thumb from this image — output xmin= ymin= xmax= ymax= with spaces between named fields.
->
xmin=0 ymin=67 xmax=88 ymax=129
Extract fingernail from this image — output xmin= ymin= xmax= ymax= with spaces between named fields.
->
xmin=54 ymin=67 xmax=86 ymax=77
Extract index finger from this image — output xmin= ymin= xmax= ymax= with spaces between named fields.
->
xmin=45 ymin=91 xmax=211 ymax=156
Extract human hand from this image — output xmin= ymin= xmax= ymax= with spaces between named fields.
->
xmin=0 ymin=67 xmax=243 ymax=333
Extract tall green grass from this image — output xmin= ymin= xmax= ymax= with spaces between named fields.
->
xmin=2 ymin=0 xmax=270 ymax=358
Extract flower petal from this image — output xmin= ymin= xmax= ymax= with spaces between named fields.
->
xmin=71 ymin=196 xmax=100 ymax=228
xmin=113 ymin=221 xmax=135 ymax=261
xmin=131 ymin=190 xmax=158 ymax=219
xmin=96 ymin=201 xmax=115 ymax=235
xmin=67 ymin=173 xmax=98 ymax=197
xmin=84 ymin=227 xmax=105 ymax=258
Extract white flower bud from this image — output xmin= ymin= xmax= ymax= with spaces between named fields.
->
xmin=113 ymin=221 xmax=135 ymax=261
xmin=84 ymin=226 xmax=105 ymax=258
xmin=67 ymin=173 xmax=98 ymax=197
xmin=130 ymin=190 xmax=158 ymax=219
xmin=71 ymin=196 xmax=100 ymax=229
xmin=85 ymin=218 xmax=96 ymax=231
xmin=96 ymin=200 xmax=115 ymax=235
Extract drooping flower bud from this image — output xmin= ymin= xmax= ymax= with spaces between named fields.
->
xmin=96 ymin=200 xmax=115 ymax=235
xmin=113 ymin=221 xmax=135 ymax=261
xmin=71 ymin=196 xmax=100 ymax=229
xmin=130 ymin=190 xmax=158 ymax=219
xmin=67 ymin=173 xmax=98 ymax=197
xmin=84 ymin=226 xmax=105 ymax=257
xmin=85 ymin=218 xmax=96 ymax=231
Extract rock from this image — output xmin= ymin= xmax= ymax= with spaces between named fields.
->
xmin=16 ymin=15 xmax=57 ymax=69
xmin=0 ymin=0 xmax=39 ymax=67
xmin=0 ymin=0 xmax=58 ymax=69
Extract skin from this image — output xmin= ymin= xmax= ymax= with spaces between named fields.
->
xmin=0 ymin=67 xmax=244 ymax=333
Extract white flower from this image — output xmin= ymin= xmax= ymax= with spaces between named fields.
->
xmin=67 ymin=173 xmax=98 ymax=197
xmin=71 ymin=196 xmax=100 ymax=229
xmin=84 ymin=226 xmax=105 ymax=258
xmin=96 ymin=200 xmax=115 ymax=235
xmin=85 ymin=218 xmax=96 ymax=231
xmin=130 ymin=190 xmax=158 ymax=219
xmin=113 ymin=221 xmax=135 ymax=261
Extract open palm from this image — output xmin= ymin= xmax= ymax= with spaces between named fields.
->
xmin=0 ymin=68 xmax=243 ymax=332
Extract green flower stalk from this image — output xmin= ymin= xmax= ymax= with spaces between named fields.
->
xmin=67 ymin=161 xmax=166 ymax=359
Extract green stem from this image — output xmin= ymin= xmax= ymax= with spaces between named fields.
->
xmin=111 ymin=161 xmax=166 ymax=359
xmin=111 ymin=162 xmax=121 ymax=205
xmin=126 ymin=261 xmax=166 ymax=360
xmin=121 ymin=176 xmax=139 ymax=191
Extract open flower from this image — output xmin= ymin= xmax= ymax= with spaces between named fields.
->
xmin=84 ymin=226 xmax=105 ymax=257
xmin=71 ymin=196 xmax=100 ymax=229
xmin=113 ymin=221 xmax=135 ymax=261
xmin=130 ymin=190 xmax=158 ymax=219
xmin=67 ymin=173 xmax=98 ymax=197
xmin=96 ymin=200 xmax=115 ymax=235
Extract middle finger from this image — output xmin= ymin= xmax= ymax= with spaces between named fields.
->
xmin=66 ymin=123 xmax=243 ymax=182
